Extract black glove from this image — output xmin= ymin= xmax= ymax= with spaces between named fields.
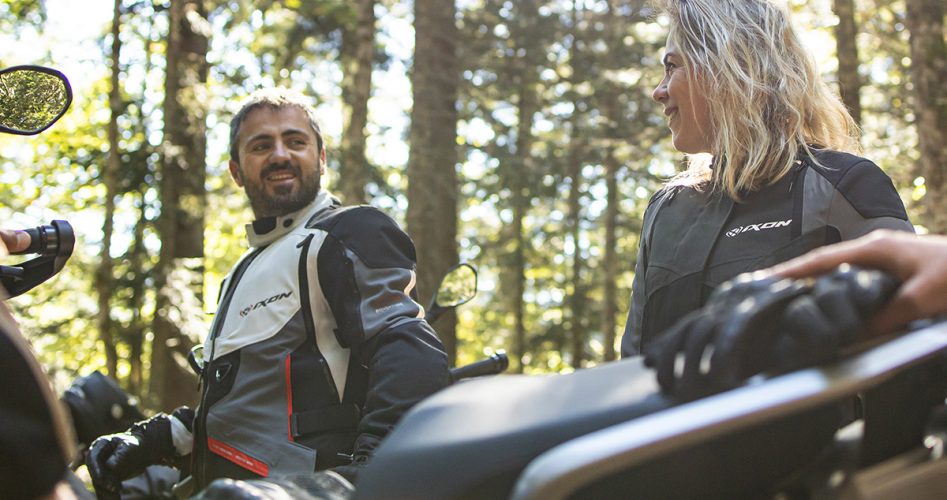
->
xmin=644 ymin=265 xmax=899 ymax=399
xmin=193 ymin=472 xmax=354 ymax=500
xmin=772 ymin=265 xmax=900 ymax=373
xmin=62 ymin=371 xmax=145 ymax=447
xmin=86 ymin=410 xmax=190 ymax=499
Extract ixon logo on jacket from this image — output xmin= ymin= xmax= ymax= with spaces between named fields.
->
xmin=725 ymin=219 xmax=792 ymax=238
xmin=239 ymin=291 xmax=294 ymax=317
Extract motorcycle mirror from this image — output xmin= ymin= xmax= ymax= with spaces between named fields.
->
xmin=188 ymin=344 xmax=205 ymax=376
xmin=0 ymin=65 xmax=72 ymax=136
xmin=425 ymin=263 xmax=477 ymax=324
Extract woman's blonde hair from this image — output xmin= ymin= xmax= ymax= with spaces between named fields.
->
xmin=659 ymin=0 xmax=860 ymax=199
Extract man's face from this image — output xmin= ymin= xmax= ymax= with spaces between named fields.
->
xmin=229 ymin=105 xmax=325 ymax=219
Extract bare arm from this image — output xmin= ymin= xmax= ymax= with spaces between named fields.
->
xmin=772 ymin=230 xmax=947 ymax=335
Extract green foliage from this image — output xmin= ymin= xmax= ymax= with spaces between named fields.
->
xmin=454 ymin=0 xmax=669 ymax=370
xmin=0 ymin=0 xmax=46 ymax=36
xmin=0 ymin=0 xmax=935 ymax=400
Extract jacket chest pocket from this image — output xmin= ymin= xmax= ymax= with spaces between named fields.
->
xmin=203 ymin=350 xmax=241 ymax=410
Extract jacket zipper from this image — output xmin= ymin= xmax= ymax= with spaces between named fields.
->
xmin=296 ymin=233 xmax=341 ymax=403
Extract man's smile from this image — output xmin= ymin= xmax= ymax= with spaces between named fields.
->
xmin=261 ymin=164 xmax=300 ymax=188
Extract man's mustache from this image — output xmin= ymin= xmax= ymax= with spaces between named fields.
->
xmin=260 ymin=162 xmax=299 ymax=179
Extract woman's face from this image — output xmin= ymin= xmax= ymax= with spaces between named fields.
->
xmin=652 ymin=36 xmax=714 ymax=154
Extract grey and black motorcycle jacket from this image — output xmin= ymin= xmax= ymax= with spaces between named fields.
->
xmin=621 ymin=149 xmax=914 ymax=357
xmin=186 ymin=191 xmax=449 ymax=488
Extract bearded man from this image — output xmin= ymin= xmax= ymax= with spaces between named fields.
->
xmin=87 ymin=88 xmax=449 ymax=497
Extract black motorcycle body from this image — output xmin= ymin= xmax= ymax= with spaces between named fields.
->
xmin=356 ymin=320 xmax=947 ymax=499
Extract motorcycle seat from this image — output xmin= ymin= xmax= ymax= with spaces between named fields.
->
xmin=356 ymin=354 xmax=843 ymax=499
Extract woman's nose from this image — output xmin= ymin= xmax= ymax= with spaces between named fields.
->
xmin=652 ymin=81 xmax=668 ymax=103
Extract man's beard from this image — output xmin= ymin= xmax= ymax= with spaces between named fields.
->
xmin=243 ymin=162 xmax=321 ymax=219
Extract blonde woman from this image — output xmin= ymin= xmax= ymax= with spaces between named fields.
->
xmin=621 ymin=0 xmax=914 ymax=357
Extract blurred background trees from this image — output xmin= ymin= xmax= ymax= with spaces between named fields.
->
xmin=0 ymin=0 xmax=943 ymax=410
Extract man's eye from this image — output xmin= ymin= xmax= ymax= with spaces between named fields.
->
xmin=251 ymin=143 xmax=269 ymax=151
xmin=665 ymin=62 xmax=676 ymax=73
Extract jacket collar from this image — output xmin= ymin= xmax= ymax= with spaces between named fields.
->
xmin=245 ymin=190 xmax=338 ymax=248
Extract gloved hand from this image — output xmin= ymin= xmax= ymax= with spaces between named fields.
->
xmin=193 ymin=471 xmax=354 ymax=500
xmin=62 ymin=370 xmax=145 ymax=448
xmin=644 ymin=265 xmax=899 ymax=399
xmin=86 ymin=411 xmax=190 ymax=499
xmin=771 ymin=265 xmax=900 ymax=372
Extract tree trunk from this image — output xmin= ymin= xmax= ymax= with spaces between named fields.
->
xmin=567 ymin=0 xmax=585 ymax=369
xmin=338 ymin=0 xmax=375 ymax=205
xmin=510 ymin=75 xmax=538 ymax=373
xmin=150 ymin=0 xmax=209 ymax=410
xmin=599 ymin=0 xmax=639 ymax=362
xmin=567 ymin=159 xmax=585 ymax=368
xmin=906 ymin=0 xmax=947 ymax=233
xmin=602 ymin=151 xmax=619 ymax=361
xmin=407 ymin=0 xmax=460 ymax=364
xmin=833 ymin=0 xmax=862 ymax=125
xmin=512 ymin=193 xmax=527 ymax=373
xmin=128 ymin=197 xmax=148 ymax=395
xmin=97 ymin=0 xmax=122 ymax=378
xmin=506 ymin=0 xmax=543 ymax=373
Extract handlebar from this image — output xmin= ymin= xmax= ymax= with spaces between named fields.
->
xmin=10 ymin=222 xmax=69 ymax=256
xmin=450 ymin=352 xmax=509 ymax=382
xmin=0 ymin=220 xmax=74 ymax=297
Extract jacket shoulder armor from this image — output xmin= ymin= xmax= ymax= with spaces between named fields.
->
xmin=806 ymin=150 xmax=908 ymax=221
xmin=312 ymin=206 xmax=416 ymax=269
xmin=648 ymin=185 xmax=679 ymax=205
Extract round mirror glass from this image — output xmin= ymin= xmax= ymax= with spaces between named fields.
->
xmin=0 ymin=66 xmax=71 ymax=135
xmin=435 ymin=264 xmax=477 ymax=308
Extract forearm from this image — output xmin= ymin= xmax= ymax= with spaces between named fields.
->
xmin=350 ymin=321 xmax=449 ymax=462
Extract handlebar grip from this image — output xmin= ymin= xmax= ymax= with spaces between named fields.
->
xmin=15 ymin=226 xmax=45 ymax=255
xmin=9 ymin=222 xmax=66 ymax=256
xmin=450 ymin=352 xmax=509 ymax=382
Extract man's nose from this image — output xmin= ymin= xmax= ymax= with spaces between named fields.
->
xmin=271 ymin=140 xmax=291 ymax=161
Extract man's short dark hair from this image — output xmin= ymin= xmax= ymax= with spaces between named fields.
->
xmin=229 ymin=88 xmax=324 ymax=164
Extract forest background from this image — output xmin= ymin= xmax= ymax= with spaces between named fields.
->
xmin=0 ymin=0 xmax=945 ymax=411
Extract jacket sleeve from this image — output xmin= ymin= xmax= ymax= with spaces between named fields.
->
xmin=621 ymin=239 xmax=648 ymax=358
xmin=316 ymin=207 xmax=450 ymax=480
xmin=812 ymin=158 xmax=914 ymax=240
xmin=343 ymin=316 xmax=448 ymax=480
xmin=620 ymin=189 xmax=666 ymax=358
xmin=0 ymin=323 xmax=69 ymax=499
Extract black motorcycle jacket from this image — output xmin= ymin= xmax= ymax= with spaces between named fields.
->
xmin=0 ymin=296 xmax=76 ymax=499
xmin=188 ymin=191 xmax=449 ymax=488
xmin=621 ymin=149 xmax=914 ymax=357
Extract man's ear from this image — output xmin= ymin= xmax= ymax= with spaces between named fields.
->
xmin=229 ymin=160 xmax=244 ymax=187
xmin=319 ymin=148 xmax=326 ymax=175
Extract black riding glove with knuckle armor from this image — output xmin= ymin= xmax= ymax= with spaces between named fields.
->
xmin=644 ymin=265 xmax=900 ymax=399
xmin=86 ymin=407 xmax=193 ymax=499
